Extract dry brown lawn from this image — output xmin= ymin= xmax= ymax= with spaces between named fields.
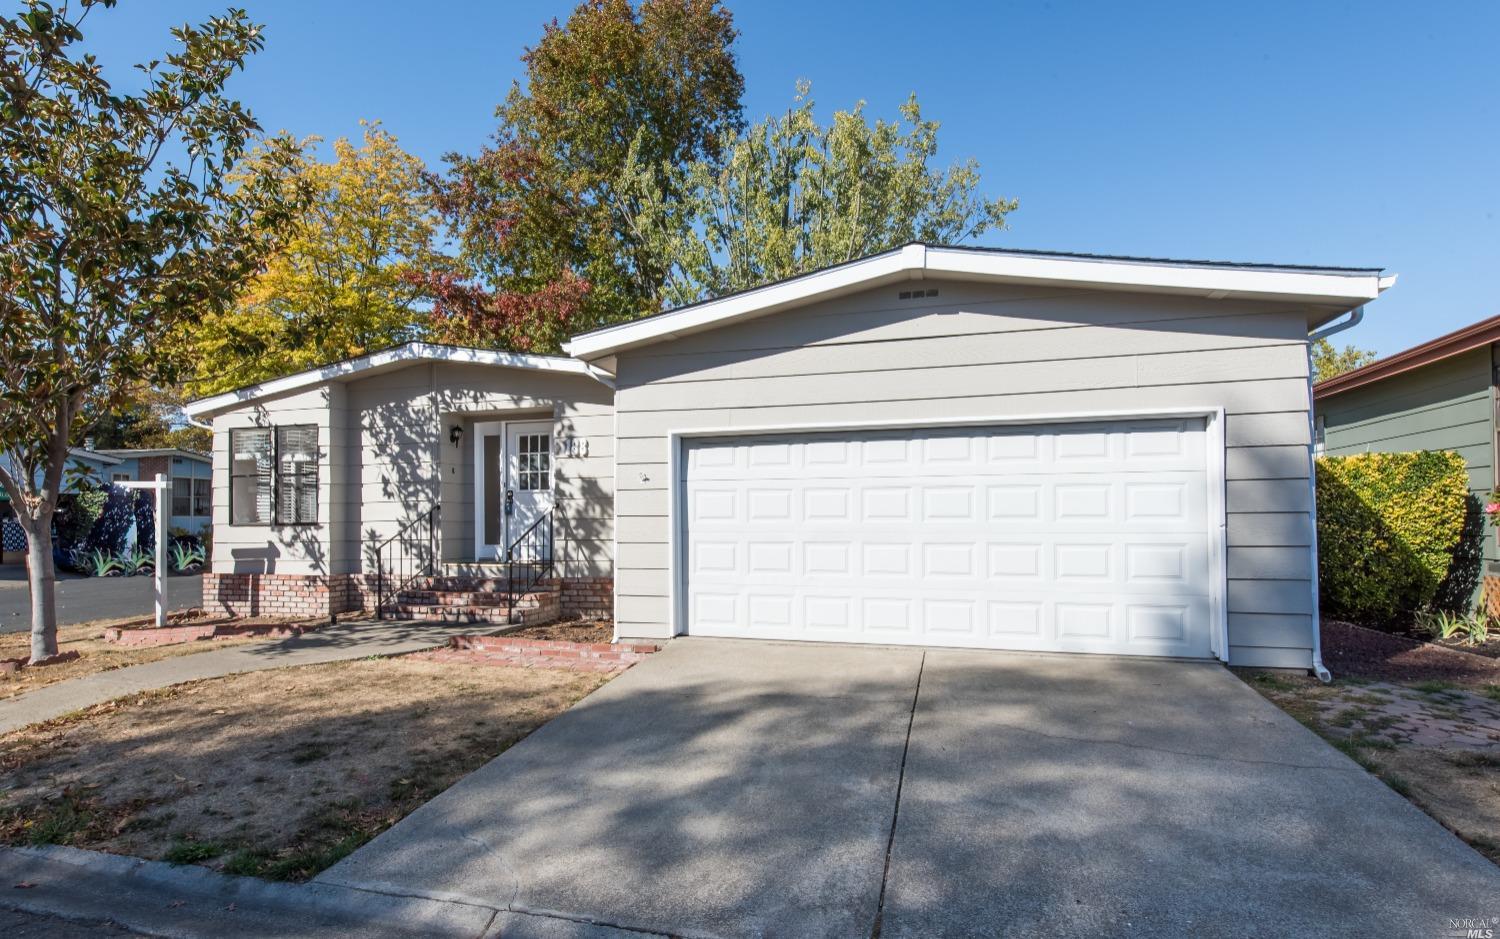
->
xmin=0 ymin=622 xmax=273 ymax=701
xmin=0 ymin=657 xmax=608 ymax=880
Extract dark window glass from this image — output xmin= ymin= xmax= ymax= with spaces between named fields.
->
xmin=192 ymin=478 xmax=211 ymax=517
xmin=172 ymin=477 xmax=192 ymax=516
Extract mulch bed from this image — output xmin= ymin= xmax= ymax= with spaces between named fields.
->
xmin=501 ymin=619 xmax=614 ymax=643
xmin=1321 ymin=620 xmax=1500 ymax=685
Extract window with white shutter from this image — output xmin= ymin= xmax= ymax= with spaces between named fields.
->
xmin=230 ymin=429 xmax=272 ymax=525
xmin=276 ymin=425 xmax=319 ymax=525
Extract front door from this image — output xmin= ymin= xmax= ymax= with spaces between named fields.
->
xmin=473 ymin=420 xmax=554 ymax=561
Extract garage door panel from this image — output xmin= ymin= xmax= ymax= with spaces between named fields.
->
xmin=683 ymin=419 xmax=1215 ymax=657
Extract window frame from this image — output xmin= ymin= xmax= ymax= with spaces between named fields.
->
xmin=192 ymin=477 xmax=212 ymax=518
xmin=274 ymin=424 xmax=320 ymax=526
xmin=228 ymin=427 xmax=273 ymax=526
xmin=172 ymin=476 xmax=193 ymax=517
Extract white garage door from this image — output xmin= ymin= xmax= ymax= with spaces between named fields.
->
xmin=682 ymin=419 xmax=1215 ymax=658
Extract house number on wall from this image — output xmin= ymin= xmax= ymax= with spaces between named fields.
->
xmin=554 ymin=437 xmax=589 ymax=458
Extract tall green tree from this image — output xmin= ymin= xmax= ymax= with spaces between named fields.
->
xmin=0 ymin=0 xmax=301 ymax=661
xmin=182 ymin=122 xmax=442 ymax=395
xmin=625 ymin=85 xmax=1017 ymax=306
xmin=420 ymin=0 xmax=744 ymax=351
xmin=1312 ymin=338 xmax=1377 ymax=383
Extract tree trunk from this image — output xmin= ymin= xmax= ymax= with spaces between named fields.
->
xmin=25 ymin=519 xmax=58 ymax=662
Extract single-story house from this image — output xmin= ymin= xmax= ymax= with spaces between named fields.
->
xmin=1313 ymin=313 xmax=1500 ymax=607
xmin=182 ymin=243 xmax=1394 ymax=673
xmin=1 ymin=447 xmax=127 ymax=564
xmin=95 ymin=448 xmax=214 ymax=536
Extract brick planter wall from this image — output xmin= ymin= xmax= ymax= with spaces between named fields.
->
xmin=550 ymin=576 xmax=614 ymax=620
xmin=202 ymin=572 xmax=358 ymax=618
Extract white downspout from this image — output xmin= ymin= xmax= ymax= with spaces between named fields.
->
xmin=1304 ymin=306 xmax=1365 ymax=682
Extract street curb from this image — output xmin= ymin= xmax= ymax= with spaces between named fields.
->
xmin=0 ymin=844 xmax=500 ymax=937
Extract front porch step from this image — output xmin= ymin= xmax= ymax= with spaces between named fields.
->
xmin=414 ymin=576 xmax=550 ymax=593
xmin=384 ymin=575 xmax=561 ymax=626
xmin=397 ymin=588 xmax=556 ymax=608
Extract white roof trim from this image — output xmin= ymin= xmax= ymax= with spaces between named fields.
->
xmin=67 ymin=447 xmax=124 ymax=466
xmin=182 ymin=342 xmax=597 ymax=418
xmin=97 ymin=448 xmax=211 ymax=462
xmin=562 ymin=243 xmax=1394 ymax=360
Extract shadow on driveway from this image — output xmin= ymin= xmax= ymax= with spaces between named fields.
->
xmin=317 ymin=639 xmax=1500 ymax=938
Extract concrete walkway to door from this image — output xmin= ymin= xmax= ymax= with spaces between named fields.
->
xmin=319 ymin=639 xmax=1500 ymax=938
xmin=0 ymin=619 xmax=477 ymax=734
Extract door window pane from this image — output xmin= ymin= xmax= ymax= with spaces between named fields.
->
xmin=518 ymin=434 xmax=550 ymax=491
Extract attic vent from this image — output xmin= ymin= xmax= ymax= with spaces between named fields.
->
xmin=897 ymin=288 xmax=940 ymax=300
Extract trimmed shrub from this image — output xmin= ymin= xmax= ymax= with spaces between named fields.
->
xmin=1316 ymin=450 xmax=1470 ymax=624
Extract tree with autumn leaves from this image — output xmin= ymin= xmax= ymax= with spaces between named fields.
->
xmin=179 ymin=122 xmax=443 ymax=396
xmin=416 ymin=0 xmax=744 ymax=351
xmin=423 ymin=0 xmax=1013 ymax=352
xmin=0 ymin=0 xmax=304 ymax=660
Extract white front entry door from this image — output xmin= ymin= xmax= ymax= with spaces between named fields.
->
xmin=473 ymin=420 xmax=554 ymax=561
xmin=681 ymin=419 xmax=1215 ymax=658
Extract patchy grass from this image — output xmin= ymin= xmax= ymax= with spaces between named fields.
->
xmin=0 ymin=657 xmax=609 ymax=880
xmin=1239 ymin=667 xmax=1500 ymax=866
xmin=0 ymin=621 xmax=279 ymax=701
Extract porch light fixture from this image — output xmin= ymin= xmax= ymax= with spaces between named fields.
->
xmin=449 ymin=424 xmax=464 ymax=447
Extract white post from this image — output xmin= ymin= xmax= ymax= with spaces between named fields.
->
xmin=120 ymin=475 xmax=171 ymax=628
xmin=154 ymin=472 xmax=168 ymax=628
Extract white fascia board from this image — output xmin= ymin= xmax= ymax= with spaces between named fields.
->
xmin=923 ymin=247 xmax=1386 ymax=306
xmin=182 ymin=342 xmax=597 ymax=419
xmin=563 ymin=244 xmax=1391 ymax=361
xmin=563 ymin=249 xmax=913 ymax=360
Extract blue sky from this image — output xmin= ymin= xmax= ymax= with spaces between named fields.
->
xmin=86 ymin=1 xmax=1498 ymax=357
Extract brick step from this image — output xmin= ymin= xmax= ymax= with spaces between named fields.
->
xmin=414 ymin=576 xmax=557 ymax=593
xmin=396 ymin=589 xmax=554 ymax=608
xmin=384 ymin=605 xmax=514 ymax=624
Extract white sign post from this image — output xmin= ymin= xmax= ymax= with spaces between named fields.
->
xmin=119 ymin=473 xmax=169 ymax=628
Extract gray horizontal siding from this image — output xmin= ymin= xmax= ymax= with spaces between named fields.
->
xmin=1318 ymin=345 xmax=1496 ymax=571
xmin=609 ymin=281 xmax=1318 ymax=659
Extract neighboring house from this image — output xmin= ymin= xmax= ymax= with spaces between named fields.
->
xmin=0 ymin=446 xmax=125 ymax=564
xmin=95 ymin=448 xmax=213 ymax=536
xmin=183 ymin=243 xmax=1394 ymax=672
xmin=1313 ymin=314 xmax=1500 ymax=607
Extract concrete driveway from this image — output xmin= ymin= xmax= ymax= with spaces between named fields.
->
xmin=0 ymin=566 xmax=203 ymax=632
xmin=319 ymin=639 xmax=1500 ymax=938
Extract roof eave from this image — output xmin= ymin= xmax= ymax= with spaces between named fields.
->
xmin=563 ymin=244 xmax=1390 ymax=361
xmin=182 ymin=342 xmax=599 ymax=419
xmin=1314 ymin=311 xmax=1500 ymax=400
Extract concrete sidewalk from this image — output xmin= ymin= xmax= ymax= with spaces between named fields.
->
xmin=0 ymin=619 xmax=475 ymax=734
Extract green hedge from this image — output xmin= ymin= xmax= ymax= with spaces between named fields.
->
xmin=1316 ymin=450 xmax=1470 ymax=624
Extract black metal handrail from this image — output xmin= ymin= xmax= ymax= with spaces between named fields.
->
xmin=506 ymin=508 xmax=556 ymax=620
xmin=374 ymin=504 xmax=440 ymax=619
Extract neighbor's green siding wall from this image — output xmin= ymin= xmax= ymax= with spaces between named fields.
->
xmin=1317 ymin=345 xmax=1496 ymax=582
